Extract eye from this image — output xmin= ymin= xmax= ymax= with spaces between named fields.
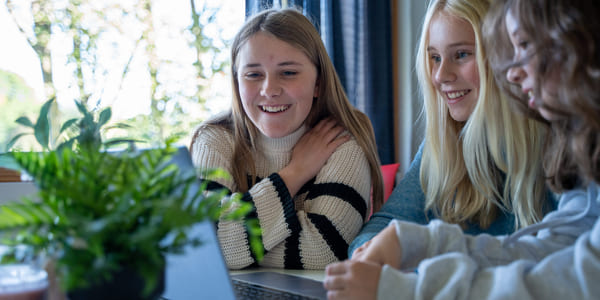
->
xmin=455 ymin=51 xmax=471 ymax=59
xmin=430 ymin=54 xmax=441 ymax=64
xmin=518 ymin=40 xmax=529 ymax=50
xmin=281 ymin=70 xmax=298 ymax=76
xmin=243 ymin=72 xmax=262 ymax=80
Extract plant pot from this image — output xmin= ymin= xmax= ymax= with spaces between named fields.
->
xmin=67 ymin=266 xmax=165 ymax=300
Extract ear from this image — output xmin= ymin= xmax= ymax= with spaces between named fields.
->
xmin=313 ymin=79 xmax=320 ymax=98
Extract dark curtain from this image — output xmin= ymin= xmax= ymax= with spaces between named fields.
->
xmin=244 ymin=0 xmax=394 ymax=164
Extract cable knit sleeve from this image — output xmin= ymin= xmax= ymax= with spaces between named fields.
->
xmin=190 ymin=126 xmax=371 ymax=270
xmin=248 ymin=139 xmax=370 ymax=270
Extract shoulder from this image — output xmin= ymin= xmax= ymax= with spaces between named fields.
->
xmin=331 ymin=134 xmax=367 ymax=160
xmin=190 ymin=124 xmax=234 ymax=155
xmin=192 ymin=124 xmax=233 ymax=145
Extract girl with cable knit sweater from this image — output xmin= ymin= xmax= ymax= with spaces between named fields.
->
xmin=189 ymin=8 xmax=383 ymax=270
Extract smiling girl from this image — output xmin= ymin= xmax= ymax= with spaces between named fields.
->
xmin=349 ymin=0 xmax=554 ymax=257
xmin=189 ymin=8 xmax=383 ymax=270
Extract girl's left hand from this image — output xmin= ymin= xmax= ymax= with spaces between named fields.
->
xmin=279 ymin=118 xmax=350 ymax=197
xmin=323 ymin=259 xmax=381 ymax=300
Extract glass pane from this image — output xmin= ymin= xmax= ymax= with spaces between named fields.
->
xmin=0 ymin=0 xmax=245 ymax=152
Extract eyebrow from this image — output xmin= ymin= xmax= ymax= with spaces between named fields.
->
xmin=241 ymin=61 xmax=303 ymax=68
xmin=427 ymin=41 xmax=475 ymax=52
xmin=509 ymin=27 xmax=520 ymax=37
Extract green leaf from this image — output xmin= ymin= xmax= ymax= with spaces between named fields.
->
xmin=59 ymin=118 xmax=79 ymax=134
xmin=97 ymin=108 xmax=111 ymax=127
xmin=74 ymin=100 xmax=88 ymax=116
xmin=104 ymin=123 xmax=132 ymax=130
xmin=15 ymin=116 xmax=34 ymax=128
xmin=33 ymin=99 xmax=54 ymax=149
xmin=103 ymin=138 xmax=139 ymax=148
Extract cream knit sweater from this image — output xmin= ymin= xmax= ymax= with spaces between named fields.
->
xmin=190 ymin=125 xmax=371 ymax=270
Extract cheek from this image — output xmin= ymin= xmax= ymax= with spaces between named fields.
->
xmin=543 ymin=67 xmax=560 ymax=94
xmin=466 ymin=62 xmax=480 ymax=89
xmin=238 ymin=81 xmax=255 ymax=103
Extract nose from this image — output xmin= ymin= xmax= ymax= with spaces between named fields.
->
xmin=260 ymin=76 xmax=282 ymax=98
xmin=506 ymin=65 xmax=525 ymax=84
xmin=433 ymin=59 xmax=456 ymax=84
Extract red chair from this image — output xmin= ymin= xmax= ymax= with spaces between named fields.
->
xmin=369 ymin=163 xmax=400 ymax=218
xmin=381 ymin=163 xmax=400 ymax=201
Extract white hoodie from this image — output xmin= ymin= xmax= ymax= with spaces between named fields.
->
xmin=378 ymin=182 xmax=600 ymax=299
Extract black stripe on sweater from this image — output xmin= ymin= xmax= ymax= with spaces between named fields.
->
xmin=200 ymin=179 xmax=232 ymax=195
xmin=269 ymin=173 xmax=301 ymax=233
xmin=307 ymin=213 xmax=349 ymax=261
xmin=283 ymin=230 xmax=303 ymax=269
xmin=268 ymin=173 xmax=303 ymax=269
xmin=240 ymin=190 xmax=265 ymax=264
xmin=307 ymin=182 xmax=367 ymax=220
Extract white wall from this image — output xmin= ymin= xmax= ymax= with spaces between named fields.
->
xmin=395 ymin=0 xmax=427 ymax=176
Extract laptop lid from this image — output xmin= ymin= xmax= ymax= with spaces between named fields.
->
xmin=162 ymin=147 xmax=236 ymax=300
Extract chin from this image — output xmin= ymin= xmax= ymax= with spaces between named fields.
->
xmin=449 ymin=112 xmax=469 ymax=122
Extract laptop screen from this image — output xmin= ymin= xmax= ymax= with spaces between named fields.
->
xmin=162 ymin=147 xmax=237 ymax=300
xmin=163 ymin=220 xmax=236 ymax=300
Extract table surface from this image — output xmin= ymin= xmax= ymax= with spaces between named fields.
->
xmin=231 ymin=267 xmax=326 ymax=282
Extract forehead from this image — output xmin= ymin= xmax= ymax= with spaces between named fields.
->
xmin=237 ymin=32 xmax=312 ymax=67
xmin=505 ymin=9 xmax=519 ymax=38
xmin=428 ymin=12 xmax=475 ymax=48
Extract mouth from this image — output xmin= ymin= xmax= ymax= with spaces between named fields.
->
xmin=524 ymin=90 xmax=536 ymax=109
xmin=445 ymin=89 xmax=471 ymax=103
xmin=260 ymin=105 xmax=290 ymax=113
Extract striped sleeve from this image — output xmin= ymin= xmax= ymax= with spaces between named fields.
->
xmin=190 ymin=126 xmax=371 ymax=270
xmin=254 ymin=139 xmax=371 ymax=269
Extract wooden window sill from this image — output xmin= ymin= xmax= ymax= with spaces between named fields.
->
xmin=0 ymin=167 xmax=21 ymax=182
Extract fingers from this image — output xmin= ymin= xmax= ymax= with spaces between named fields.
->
xmin=323 ymin=263 xmax=347 ymax=291
xmin=313 ymin=118 xmax=350 ymax=151
xmin=324 ymin=260 xmax=380 ymax=300
xmin=325 ymin=261 xmax=346 ymax=275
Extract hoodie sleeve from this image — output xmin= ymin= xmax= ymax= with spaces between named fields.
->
xmin=376 ymin=184 xmax=600 ymax=299
xmin=396 ymin=185 xmax=599 ymax=270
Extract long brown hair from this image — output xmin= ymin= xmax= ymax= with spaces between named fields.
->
xmin=192 ymin=8 xmax=384 ymax=213
xmin=484 ymin=0 xmax=600 ymax=191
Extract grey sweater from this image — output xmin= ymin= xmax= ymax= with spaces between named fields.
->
xmin=377 ymin=182 xmax=600 ymax=299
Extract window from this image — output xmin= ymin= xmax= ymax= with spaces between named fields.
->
xmin=0 ymin=0 xmax=244 ymax=152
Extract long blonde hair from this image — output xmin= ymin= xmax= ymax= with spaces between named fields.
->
xmin=192 ymin=8 xmax=384 ymax=213
xmin=416 ymin=0 xmax=548 ymax=229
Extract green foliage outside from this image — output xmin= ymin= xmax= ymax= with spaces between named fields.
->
xmin=1 ymin=0 xmax=234 ymax=152
xmin=0 ymin=70 xmax=41 ymax=152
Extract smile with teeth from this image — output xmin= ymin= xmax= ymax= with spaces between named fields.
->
xmin=260 ymin=105 xmax=290 ymax=113
xmin=446 ymin=90 xmax=470 ymax=99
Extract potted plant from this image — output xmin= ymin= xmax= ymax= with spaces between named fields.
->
xmin=0 ymin=99 xmax=262 ymax=299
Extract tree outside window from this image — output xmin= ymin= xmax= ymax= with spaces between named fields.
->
xmin=0 ymin=0 xmax=243 ymax=152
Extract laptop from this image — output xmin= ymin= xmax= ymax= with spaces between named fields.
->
xmin=162 ymin=147 xmax=328 ymax=300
